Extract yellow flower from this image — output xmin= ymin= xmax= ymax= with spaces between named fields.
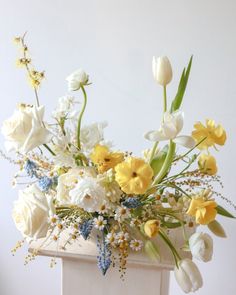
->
xmin=115 ymin=157 xmax=153 ymax=194
xmin=144 ymin=220 xmax=160 ymax=238
xmin=90 ymin=144 xmax=124 ymax=173
xmin=198 ymin=153 xmax=217 ymax=175
xmin=186 ymin=191 xmax=217 ymax=225
xmin=192 ymin=119 xmax=226 ymax=150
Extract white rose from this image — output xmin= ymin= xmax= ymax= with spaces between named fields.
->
xmin=80 ymin=122 xmax=107 ymax=151
xmin=56 ymin=168 xmax=97 ymax=204
xmin=174 ymin=259 xmax=203 ymax=293
xmin=1 ymin=104 xmax=52 ymax=153
xmin=152 ymin=56 xmax=172 ymax=86
xmin=12 ymin=184 xmax=53 ymax=240
xmin=69 ymin=177 xmax=106 ymax=212
xmin=189 ymin=232 xmax=213 ymax=262
xmin=66 ymin=69 xmax=88 ymax=91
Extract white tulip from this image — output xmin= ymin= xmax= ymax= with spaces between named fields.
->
xmin=189 ymin=232 xmax=213 ymax=262
xmin=152 ymin=56 xmax=172 ymax=86
xmin=12 ymin=184 xmax=54 ymax=240
xmin=1 ymin=104 xmax=52 ymax=154
xmin=66 ymin=69 xmax=88 ymax=91
xmin=144 ymin=110 xmax=195 ymax=148
xmin=174 ymin=259 xmax=203 ymax=293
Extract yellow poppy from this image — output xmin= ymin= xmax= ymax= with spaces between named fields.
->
xmin=198 ymin=153 xmax=217 ymax=175
xmin=90 ymin=144 xmax=124 ymax=173
xmin=192 ymin=119 xmax=226 ymax=150
xmin=115 ymin=157 xmax=153 ymax=194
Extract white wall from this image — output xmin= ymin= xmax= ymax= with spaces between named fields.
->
xmin=0 ymin=0 xmax=235 ymax=294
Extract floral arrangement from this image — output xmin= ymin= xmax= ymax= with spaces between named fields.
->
xmin=1 ymin=34 xmax=235 ymax=293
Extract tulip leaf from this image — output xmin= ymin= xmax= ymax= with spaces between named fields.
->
xmin=150 ymin=145 xmax=168 ymax=176
xmin=216 ymin=205 xmax=236 ymax=219
xmin=171 ymin=56 xmax=193 ymax=112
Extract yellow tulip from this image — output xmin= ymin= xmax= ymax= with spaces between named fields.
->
xmin=187 ymin=191 xmax=217 ymax=225
xmin=198 ymin=153 xmax=217 ymax=175
xmin=192 ymin=119 xmax=226 ymax=150
xmin=115 ymin=157 xmax=153 ymax=194
xmin=144 ymin=220 xmax=160 ymax=238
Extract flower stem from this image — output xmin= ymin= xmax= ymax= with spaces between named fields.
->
xmin=163 ymin=85 xmax=167 ymax=113
xmin=77 ymin=85 xmax=87 ymax=150
xmin=153 ymin=140 xmax=176 ymax=185
xmin=43 ymin=144 xmax=56 ymax=156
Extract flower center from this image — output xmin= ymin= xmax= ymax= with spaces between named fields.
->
xmin=132 ymin=172 xmax=138 ymax=178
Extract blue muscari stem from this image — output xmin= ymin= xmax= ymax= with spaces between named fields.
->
xmin=97 ymin=231 xmax=111 ymax=276
xmin=79 ymin=219 xmax=94 ymax=240
xmin=122 ymin=197 xmax=142 ymax=208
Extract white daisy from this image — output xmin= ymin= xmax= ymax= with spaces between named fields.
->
xmin=130 ymin=239 xmax=143 ymax=251
xmin=114 ymin=207 xmax=130 ymax=222
xmin=116 ymin=231 xmax=129 ymax=244
xmin=94 ymin=216 xmax=107 ymax=231
xmin=105 ymin=232 xmax=117 ymax=246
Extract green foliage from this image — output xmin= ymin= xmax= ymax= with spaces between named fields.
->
xmin=150 ymin=145 xmax=168 ymax=176
xmin=171 ymin=56 xmax=193 ymax=112
xmin=216 ymin=205 xmax=235 ymax=218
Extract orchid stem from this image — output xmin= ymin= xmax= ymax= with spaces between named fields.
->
xmin=77 ymin=85 xmax=87 ymax=150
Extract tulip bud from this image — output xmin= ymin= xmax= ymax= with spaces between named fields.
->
xmin=189 ymin=232 xmax=213 ymax=262
xmin=144 ymin=219 xmax=160 ymax=238
xmin=174 ymin=259 xmax=203 ymax=293
xmin=208 ymin=220 xmax=227 ymax=238
xmin=152 ymin=56 xmax=172 ymax=86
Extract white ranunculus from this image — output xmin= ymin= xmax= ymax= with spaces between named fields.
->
xmin=1 ymin=104 xmax=52 ymax=153
xmin=144 ymin=110 xmax=195 ymax=148
xmin=174 ymin=259 xmax=203 ymax=293
xmin=52 ymin=96 xmax=78 ymax=120
xmin=80 ymin=122 xmax=107 ymax=151
xmin=189 ymin=232 xmax=213 ymax=262
xmin=69 ymin=177 xmax=106 ymax=212
xmin=56 ymin=168 xmax=97 ymax=204
xmin=66 ymin=69 xmax=88 ymax=91
xmin=12 ymin=184 xmax=53 ymax=240
xmin=152 ymin=56 xmax=172 ymax=86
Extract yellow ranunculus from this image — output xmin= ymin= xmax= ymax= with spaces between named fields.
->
xmin=115 ymin=157 xmax=153 ymax=194
xmin=192 ymin=119 xmax=226 ymax=150
xmin=186 ymin=191 xmax=217 ymax=225
xmin=198 ymin=153 xmax=217 ymax=175
xmin=90 ymin=144 xmax=124 ymax=173
xmin=144 ymin=220 xmax=160 ymax=238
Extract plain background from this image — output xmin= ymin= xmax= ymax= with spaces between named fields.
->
xmin=0 ymin=0 xmax=235 ymax=294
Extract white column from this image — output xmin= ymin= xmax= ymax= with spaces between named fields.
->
xmin=62 ymin=257 xmax=170 ymax=295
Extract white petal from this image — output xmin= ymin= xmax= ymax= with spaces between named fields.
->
xmin=144 ymin=130 xmax=168 ymax=142
xmin=173 ymin=135 xmax=195 ymax=148
xmin=173 ymin=110 xmax=184 ymax=133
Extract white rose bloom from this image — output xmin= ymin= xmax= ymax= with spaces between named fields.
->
xmin=12 ymin=184 xmax=53 ymax=240
xmin=66 ymin=69 xmax=88 ymax=91
xmin=189 ymin=232 xmax=213 ymax=262
xmin=57 ymin=168 xmax=96 ymax=204
xmin=80 ymin=122 xmax=107 ymax=151
xmin=1 ymin=104 xmax=52 ymax=153
xmin=69 ymin=177 xmax=106 ymax=212
xmin=174 ymin=259 xmax=203 ymax=293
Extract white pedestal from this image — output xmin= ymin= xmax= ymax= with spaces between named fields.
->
xmin=30 ymin=229 xmax=192 ymax=295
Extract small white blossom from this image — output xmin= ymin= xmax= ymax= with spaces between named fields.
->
xmin=130 ymin=239 xmax=143 ymax=251
xmin=116 ymin=232 xmax=129 ymax=244
xmin=114 ymin=207 xmax=130 ymax=222
xmin=94 ymin=216 xmax=107 ymax=231
xmin=105 ymin=232 xmax=117 ymax=246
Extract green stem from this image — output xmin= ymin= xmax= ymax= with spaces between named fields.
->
xmin=153 ymin=140 xmax=176 ymax=185
xmin=43 ymin=144 xmax=56 ymax=156
xmin=149 ymin=141 xmax=158 ymax=163
xmin=163 ymin=85 xmax=167 ymax=113
xmin=77 ymin=85 xmax=87 ymax=149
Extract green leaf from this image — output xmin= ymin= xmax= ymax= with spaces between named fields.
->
xmin=144 ymin=240 xmax=160 ymax=261
xmin=216 ymin=205 xmax=236 ymax=218
xmin=150 ymin=145 xmax=168 ymax=176
xmin=208 ymin=220 xmax=227 ymax=238
xmin=163 ymin=221 xmax=183 ymax=229
xmin=171 ymin=56 xmax=193 ymax=112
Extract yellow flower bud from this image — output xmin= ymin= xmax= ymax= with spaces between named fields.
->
xmin=198 ymin=153 xmax=217 ymax=175
xmin=144 ymin=220 xmax=160 ymax=238
xmin=152 ymin=56 xmax=173 ymax=86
